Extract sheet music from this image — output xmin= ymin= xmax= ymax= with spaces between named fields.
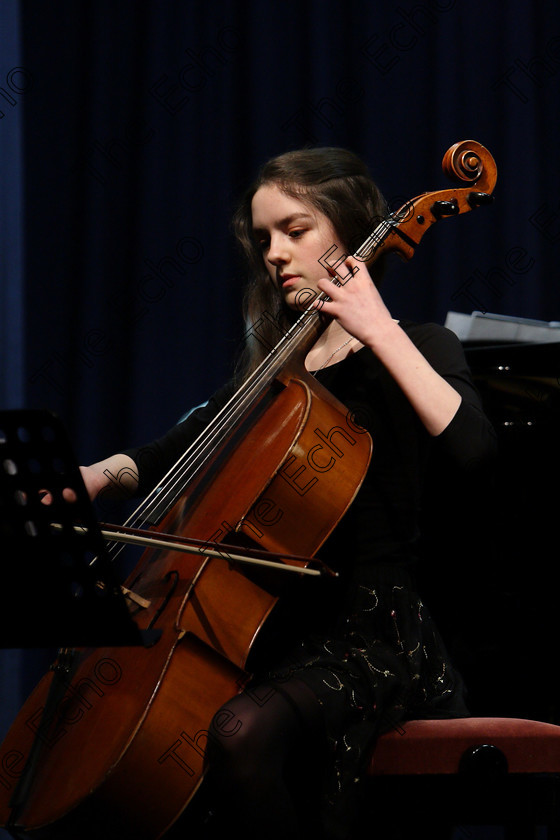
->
xmin=445 ymin=311 xmax=560 ymax=343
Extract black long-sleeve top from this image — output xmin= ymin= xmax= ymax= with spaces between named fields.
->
xmin=125 ymin=321 xmax=496 ymax=579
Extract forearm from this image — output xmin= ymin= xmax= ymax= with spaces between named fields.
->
xmin=366 ymin=319 xmax=462 ymax=436
xmin=316 ymin=263 xmax=462 ymax=436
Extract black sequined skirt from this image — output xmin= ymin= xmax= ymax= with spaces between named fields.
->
xmin=264 ymin=562 xmax=469 ymax=838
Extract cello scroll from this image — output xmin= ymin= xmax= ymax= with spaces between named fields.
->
xmin=354 ymin=140 xmax=497 ymax=264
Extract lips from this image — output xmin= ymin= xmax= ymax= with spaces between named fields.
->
xmin=279 ymin=273 xmax=300 ymax=286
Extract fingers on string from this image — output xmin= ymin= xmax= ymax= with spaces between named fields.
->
xmin=329 ymin=257 xmax=360 ymax=286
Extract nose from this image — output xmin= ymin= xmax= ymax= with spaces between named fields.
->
xmin=266 ymin=232 xmax=290 ymax=267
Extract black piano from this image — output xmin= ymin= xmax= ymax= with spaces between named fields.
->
xmin=421 ymin=313 xmax=560 ymax=725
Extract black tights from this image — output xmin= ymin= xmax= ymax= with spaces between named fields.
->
xmin=203 ymin=677 xmax=328 ymax=838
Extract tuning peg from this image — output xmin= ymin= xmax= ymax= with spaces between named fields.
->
xmin=467 ymin=191 xmax=495 ymax=207
xmin=430 ymin=200 xmax=460 ymax=219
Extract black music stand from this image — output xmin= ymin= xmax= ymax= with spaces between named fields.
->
xmin=0 ymin=409 xmax=157 ymax=648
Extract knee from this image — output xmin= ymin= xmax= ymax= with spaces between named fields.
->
xmin=206 ymin=696 xmax=262 ymax=771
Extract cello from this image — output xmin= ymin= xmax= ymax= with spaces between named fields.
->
xmin=0 ymin=140 xmax=497 ymax=839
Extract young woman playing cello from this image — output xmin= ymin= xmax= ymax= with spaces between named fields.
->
xmin=75 ymin=147 xmax=496 ymax=839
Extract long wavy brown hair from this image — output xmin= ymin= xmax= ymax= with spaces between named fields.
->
xmin=232 ymin=147 xmax=388 ymax=381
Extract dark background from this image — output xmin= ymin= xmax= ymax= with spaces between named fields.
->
xmin=1 ymin=0 xmax=560 ymax=822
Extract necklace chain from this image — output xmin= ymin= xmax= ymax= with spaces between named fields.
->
xmin=316 ymin=337 xmax=353 ymax=372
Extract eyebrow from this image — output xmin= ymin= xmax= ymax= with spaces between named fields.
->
xmin=252 ymin=212 xmax=314 ymax=233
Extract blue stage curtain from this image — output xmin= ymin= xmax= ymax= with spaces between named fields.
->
xmin=0 ymin=0 xmax=25 ymax=746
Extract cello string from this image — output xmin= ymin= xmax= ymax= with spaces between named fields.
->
xmin=123 ymin=303 xmax=322 ymax=528
xmin=98 ymin=309 xmax=318 ymax=567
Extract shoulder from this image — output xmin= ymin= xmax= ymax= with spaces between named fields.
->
xmin=399 ymin=319 xmax=461 ymax=346
xmin=398 ymin=320 xmax=466 ymax=365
